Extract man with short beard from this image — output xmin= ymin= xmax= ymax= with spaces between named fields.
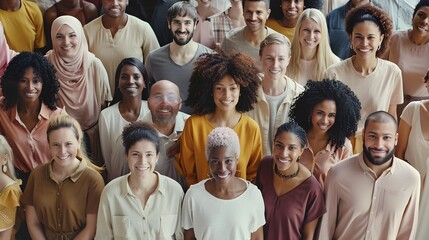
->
xmin=142 ymin=80 xmax=189 ymax=190
xmin=221 ymin=0 xmax=276 ymax=66
xmin=145 ymin=1 xmax=212 ymax=114
xmin=320 ymin=111 xmax=420 ymax=240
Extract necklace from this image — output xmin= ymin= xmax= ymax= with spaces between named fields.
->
xmin=274 ymin=164 xmax=300 ymax=179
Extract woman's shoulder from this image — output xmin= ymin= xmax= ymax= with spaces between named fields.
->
xmin=158 ymin=174 xmax=184 ymax=197
xmin=0 ymin=180 xmax=22 ymax=208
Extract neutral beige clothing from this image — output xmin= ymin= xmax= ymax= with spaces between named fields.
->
xmin=46 ymin=16 xmax=112 ymax=131
xmin=416 ymin=156 xmax=429 ymax=240
xmin=320 ymin=154 xmax=420 ymax=240
xmin=324 ymin=58 xmax=404 ymax=132
xmin=297 ymin=59 xmax=317 ymax=86
xmin=95 ymin=173 xmax=184 ymax=240
xmin=388 ymin=30 xmax=429 ymax=98
xmin=401 ymin=101 xmax=429 ymax=180
xmin=142 ymin=112 xmax=189 ymax=189
xmin=300 ymin=138 xmax=352 ymax=189
xmin=247 ymin=75 xmax=304 ymax=156
xmin=84 ymin=15 xmax=160 ymax=92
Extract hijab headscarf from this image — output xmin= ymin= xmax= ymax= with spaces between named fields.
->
xmin=0 ymin=22 xmax=18 ymax=78
xmin=45 ymin=15 xmax=100 ymax=130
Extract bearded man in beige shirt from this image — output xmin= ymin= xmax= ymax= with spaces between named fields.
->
xmin=320 ymin=111 xmax=420 ymax=240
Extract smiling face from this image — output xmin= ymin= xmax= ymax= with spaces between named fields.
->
xmin=362 ymin=121 xmax=397 ymax=166
xmin=260 ymin=43 xmax=290 ymax=79
xmin=118 ymin=64 xmax=145 ymax=98
xmin=208 ymin=146 xmax=238 ymax=184
xmin=48 ymin=127 xmax=80 ymax=168
xmin=169 ymin=15 xmax=196 ymax=46
xmin=127 ymin=139 xmax=159 ymax=178
xmin=102 ymin=0 xmax=128 ymax=18
xmin=350 ymin=20 xmax=384 ymax=60
xmin=281 ymin=0 xmax=304 ymax=24
xmin=310 ymin=100 xmax=336 ymax=134
xmin=299 ymin=18 xmax=322 ymax=50
xmin=213 ymin=75 xmax=240 ymax=112
xmin=243 ymin=1 xmax=270 ymax=33
xmin=148 ymin=81 xmax=182 ymax=125
xmin=54 ymin=24 xmax=79 ymax=60
xmin=272 ymin=131 xmax=304 ymax=171
xmin=17 ymin=67 xmax=43 ymax=105
xmin=412 ymin=6 xmax=429 ymax=37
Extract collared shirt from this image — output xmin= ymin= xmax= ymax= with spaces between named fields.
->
xmin=247 ymin=75 xmax=304 ymax=156
xmin=95 ymin=172 xmax=184 ymax=240
xmin=22 ymin=159 xmax=104 ymax=236
xmin=300 ymin=138 xmax=352 ymax=189
xmin=209 ymin=9 xmax=233 ymax=46
xmin=142 ymin=111 xmax=189 ymax=189
xmin=0 ymin=104 xmax=65 ymax=173
xmin=320 ymin=153 xmax=420 ymax=240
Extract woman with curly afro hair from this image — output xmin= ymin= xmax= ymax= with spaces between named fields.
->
xmin=177 ymin=51 xmax=262 ymax=188
xmin=0 ymin=52 xmax=66 ymax=188
xmin=324 ymin=4 xmax=402 ymax=153
xmin=289 ymin=79 xmax=361 ymax=188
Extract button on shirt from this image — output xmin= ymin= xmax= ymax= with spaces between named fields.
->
xmin=95 ymin=172 xmax=184 ymax=240
xmin=319 ymin=153 xmax=420 ymax=240
xmin=0 ymin=104 xmax=65 ymax=172
xmin=300 ymin=138 xmax=352 ymax=189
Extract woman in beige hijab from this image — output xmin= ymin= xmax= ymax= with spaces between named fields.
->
xmin=46 ymin=15 xmax=111 ymax=166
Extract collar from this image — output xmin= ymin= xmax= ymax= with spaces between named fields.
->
xmin=357 ymin=153 xmax=395 ymax=175
xmin=121 ymin=172 xmax=166 ymax=197
xmin=11 ymin=103 xmax=50 ymax=122
xmin=48 ymin=158 xmax=88 ymax=183
xmin=141 ymin=112 xmax=188 ymax=138
xmin=256 ymin=75 xmax=298 ymax=104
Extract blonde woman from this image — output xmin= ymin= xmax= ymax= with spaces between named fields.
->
xmin=0 ymin=135 xmax=21 ymax=239
xmin=287 ymin=8 xmax=339 ymax=85
xmin=22 ymin=115 xmax=104 ymax=240
xmin=248 ymin=33 xmax=304 ymax=156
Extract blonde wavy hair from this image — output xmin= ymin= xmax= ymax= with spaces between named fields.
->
xmin=47 ymin=115 xmax=103 ymax=173
xmin=287 ymin=8 xmax=339 ymax=81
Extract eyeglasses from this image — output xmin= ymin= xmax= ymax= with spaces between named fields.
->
xmin=149 ymin=94 xmax=181 ymax=105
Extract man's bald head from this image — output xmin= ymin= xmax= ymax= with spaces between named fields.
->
xmin=364 ymin=111 xmax=398 ymax=132
xmin=148 ymin=80 xmax=182 ymax=125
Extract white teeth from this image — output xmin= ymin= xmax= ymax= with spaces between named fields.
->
xmin=58 ymin=156 xmax=69 ymax=160
xmin=418 ymin=26 xmax=428 ymax=32
xmin=359 ymin=48 xmax=371 ymax=53
xmin=278 ymin=158 xmax=291 ymax=164
xmin=217 ymin=173 xmax=229 ymax=178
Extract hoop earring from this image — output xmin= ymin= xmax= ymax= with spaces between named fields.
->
xmin=350 ymin=43 xmax=353 ymax=49
xmin=377 ymin=45 xmax=381 ymax=50
xmin=297 ymin=156 xmax=301 ymax=162
xmin=2 ymin=164 xmax=7 ymax=173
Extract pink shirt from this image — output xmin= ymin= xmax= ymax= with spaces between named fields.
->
xmin=0 ymin=104 xmax=65 ymax=173
xmin=320 ymin=153 xmax=420 ymax=240
xmin=300 ymin=138 xmax=352 ymax=189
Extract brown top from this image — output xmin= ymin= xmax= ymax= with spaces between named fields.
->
xmin=22 ymin=159 xmax=104 ymax=237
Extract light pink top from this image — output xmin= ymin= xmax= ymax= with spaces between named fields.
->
xmin=0 ymin=22 xmax=17 ymax=78
xmin=0 ymin=104 xmax=65 ymax=173
xmin=388 ymin=30 xmax=429 ymax=97
xmin=320 ymin=154 xmax=420 ymax=240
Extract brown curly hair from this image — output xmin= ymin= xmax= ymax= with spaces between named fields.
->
xmin=185 ymin=51 xmax=260 ymax=115
xmin=345 ymin=4 xmax=393 ymax=58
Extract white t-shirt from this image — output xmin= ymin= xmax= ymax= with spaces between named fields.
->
xmin=182 ymin=179 xmax=265 ymax=240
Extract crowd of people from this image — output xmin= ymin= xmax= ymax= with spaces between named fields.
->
xmin=0 ymin=0 xmax=428 ymax=239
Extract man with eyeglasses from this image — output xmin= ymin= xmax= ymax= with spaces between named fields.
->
xmin=142 ymin=80 xmax=189 ymax=190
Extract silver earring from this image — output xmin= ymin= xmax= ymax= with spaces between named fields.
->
xmin=350 ymin=43 xmax=353 ymax=49
xmin=377 ymin=45 xmax=381 ymax=50
xmin=2 ymin=164 xmax=7 ymax=173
